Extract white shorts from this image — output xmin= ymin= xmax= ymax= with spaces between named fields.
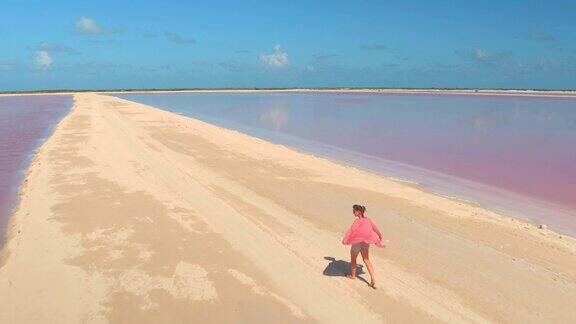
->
xmin=351 ymin=242 xmax=369 ymax=253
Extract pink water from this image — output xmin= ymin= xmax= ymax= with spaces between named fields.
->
xmin=0 ymin=95 xmax=71 ymax=244
xmin=118 ymin=92 xmax=576 ymax=235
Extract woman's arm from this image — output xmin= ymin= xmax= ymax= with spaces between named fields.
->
xmin=370 ymin=218 xmax=382 ymax=239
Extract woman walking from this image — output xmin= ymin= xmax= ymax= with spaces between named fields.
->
xmin=342 ymin=204 xmax=384 ymax=289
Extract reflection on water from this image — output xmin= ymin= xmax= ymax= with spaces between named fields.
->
xmin=0 ymin=95 xmax=71 ymax=245
xmin=258 ymin=102 xmax=290 ymax=131
xmin=259 ymin=108 xmax=289 ymax=131
xmin=117 ymin=92 xmax=576 ymax=234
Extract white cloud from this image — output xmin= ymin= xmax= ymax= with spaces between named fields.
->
xmin=75 ymin=17 xmax=122 ymax=35
xmin=36 ymin=42 xmax=78 ymax=54
xmin=76 ymin=17 xmax=102 ymax=34
xmin=474 ymin=48 xmax=494 ymax=61
xmin=258 ymin=45 xmax=289 ymax=68
xmin=458 ymin=48 xmax=507 ymax=66
xmin=34 ymin=50 xmax=53 ymax=70
xmin=164 ymin=31 xmax=195 ymax=44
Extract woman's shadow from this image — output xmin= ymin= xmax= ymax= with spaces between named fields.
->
xmin=323 ymin=256 xmax=369 ymax=285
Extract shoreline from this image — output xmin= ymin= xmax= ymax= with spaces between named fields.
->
xmin=1 ymin=94 xmax=575 ymax=322
xmin=0 ymin=87 xmax=576 ymax=98
xmin=271 ymin=136 xmax=576 ymax=237
xmin=110 ymin=93 xmax=576 ymax=243
xmin=112 ymin=92 xmax=576 ymax=237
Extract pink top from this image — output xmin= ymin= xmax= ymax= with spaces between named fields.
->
xmin=342 ymin=217 xmax=383 ymax=247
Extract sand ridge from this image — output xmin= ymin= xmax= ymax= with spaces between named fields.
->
xmin=0 ymin=93 xmax=575 ymax=323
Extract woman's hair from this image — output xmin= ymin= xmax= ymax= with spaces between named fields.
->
xmin=353 ymin=204 xmax=366 ymax=215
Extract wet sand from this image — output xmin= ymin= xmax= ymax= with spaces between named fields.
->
xmin=1 ymin=93 xmax=575 ymax=323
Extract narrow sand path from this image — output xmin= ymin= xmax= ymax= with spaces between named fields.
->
xmin=1 ymin=93 xmax=575 ymax=323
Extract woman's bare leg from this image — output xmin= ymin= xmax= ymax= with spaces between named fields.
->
xmin=360 ymin=246 xmax=376 ymax=288
xmin=348 ymin=248 xmax=360 ymax=278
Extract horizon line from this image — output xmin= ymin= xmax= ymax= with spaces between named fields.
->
xmin=2 ymin=86 xmax=576 ymax=95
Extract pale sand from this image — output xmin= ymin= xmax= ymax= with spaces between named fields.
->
xmin=1 ymin=93 xmax=575 ymax=323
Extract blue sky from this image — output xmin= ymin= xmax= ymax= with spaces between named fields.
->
xmin=1 ymin=0 xmax=575 ymax=90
